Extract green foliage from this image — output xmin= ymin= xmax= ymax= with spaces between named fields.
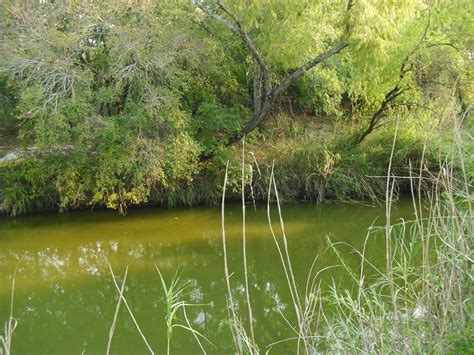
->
xmin=292 ymin=68 xmax=346 ymax=117
xmin=228 ymin=0 xmax=346 ymax=69
xmin=193 ymin=102 xmax=243 ymax=154
xmin=0 ymin=75 xmax=17 ymax=132
xmin=445 ymin=320 xmax=474 ymax=354
xmin=0 ymin=0 xmax=472 ymax=214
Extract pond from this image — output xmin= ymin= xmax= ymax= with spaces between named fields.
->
xmin=0 ymin=200 xmax=415 ymax=354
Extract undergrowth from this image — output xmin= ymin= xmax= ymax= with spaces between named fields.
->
xmin=1 ymin=116 xmax=462 ymax=216
xmin=214 ymin=110 xmax=473 ymax=354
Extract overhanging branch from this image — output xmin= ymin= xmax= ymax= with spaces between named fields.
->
xmin=194 ymin=0 xmax=348 ymax=147
xmin=273 ymin=42 xmax=348 ymax=97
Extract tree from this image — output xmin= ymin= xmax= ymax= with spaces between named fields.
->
xmin=0 ymin=1 xmax=202 ymax=212
xmin=193 ymin=0 xmax=348 ymax=146
xmin=354 ymin=8 xmax=433 ymax=145
xmin=1 ymin=0 xmax=471 ymax=215
xmin=344 ymin=0 xmax=472 ymax=145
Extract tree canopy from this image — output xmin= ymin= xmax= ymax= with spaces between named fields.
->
xmin=0 ymin=0 xmax=472 ymax=214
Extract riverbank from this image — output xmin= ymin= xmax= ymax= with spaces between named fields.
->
xmin=1 ymin=116 xmax=471 ymax=216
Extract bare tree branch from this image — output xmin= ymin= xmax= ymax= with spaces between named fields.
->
xmin=194 ymin=0 xmax=348 ymax=149
xmin=354 ymin=8 xmax=433 ymax=145
xmin=194 ymin=1 xmax=269 ymax=79
xmin=272 ymin=42 xmax=349 ymax=98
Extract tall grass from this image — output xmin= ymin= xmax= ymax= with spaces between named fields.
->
xmin=0 ymin=259 xmax=22 ymax=355
xmin=323 ymin=177 xmax=472 ymax=352
xmin=105 ymin=263 xmax=212 ymax=355
xmin=155 ymin=266 xmax=211 ymax=355
xmin=220 ymin=108 xmax=472 ymax=353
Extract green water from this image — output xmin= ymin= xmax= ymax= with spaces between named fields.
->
xmin=0 ymin=200 xmax=415 ymax=354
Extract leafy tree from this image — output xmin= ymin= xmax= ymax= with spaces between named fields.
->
xmin=1 ymin=0 xmax=202 ymax=211
xmin=344 ymin=0 xmax=473 ymax=144
xmin=193 ymin=0 xmax=349 ymax=146
xmin=0 ymin=0 xmax=471 ymax=214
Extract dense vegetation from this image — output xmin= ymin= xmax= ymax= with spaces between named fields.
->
xmin=0 ymin=0 xmax=472 ymax=215
xmin=0 ymin=2 xmax=472 ymax=354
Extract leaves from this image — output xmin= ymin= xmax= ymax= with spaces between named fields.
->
xmin=0 ymin=0 xmax=471 ymax=214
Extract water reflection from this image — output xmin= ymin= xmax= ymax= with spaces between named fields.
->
xmin=0 ymin=201 xmax=415 ymax=354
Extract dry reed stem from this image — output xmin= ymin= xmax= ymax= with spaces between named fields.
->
xmin=106 ymin=265 xmax=128 ymax=355
xmin=241 ymin=140 xmax=256 ymax=347
xmin=271 ymin=171 xmax=311 ymax=353
xmin=385 ymin=117 xmax=412 ymax=353
xmin=221 ymin=160 xmax=243 ymax=354
xmin=0 ymin=257 xmax=22 ymax=355
xmin=266 ymin=162 xmax=311 ymax=354
xmin=108 ymin=264 xmax=155 ymax=354
xmin=266 ymin=164 xmax=301 ymax=319
xmin=182 ymin=306 xmax=207 ymax=354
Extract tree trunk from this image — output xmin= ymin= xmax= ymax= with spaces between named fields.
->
xmin=194 ymin=1 xmax=348 ymax=150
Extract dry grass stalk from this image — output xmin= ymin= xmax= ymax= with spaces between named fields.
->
xmin=0 ymin=258 xmax=22 ymax=355
xmin=220 ymin=160 xmax=245 ymax=354
xmin=241 ymin=140 xmax=256 ymax=346
xmin=108 ymin=264 xmax=155 ymax=354
xmin=106 ymin=265 xmax=128 ymax=355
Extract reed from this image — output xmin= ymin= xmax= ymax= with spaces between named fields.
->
xmin=108 ymin=264 xmax=155 ymax=354
xmin=106 ymin=266 xmax=128 ymax=355
xmin=0 ymin=258 xmax=22 ymax=355
xmin=219 ymin=106 xmax=472 ymax=353
xmin=155 ymin=265 xmax=212 ymax=355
